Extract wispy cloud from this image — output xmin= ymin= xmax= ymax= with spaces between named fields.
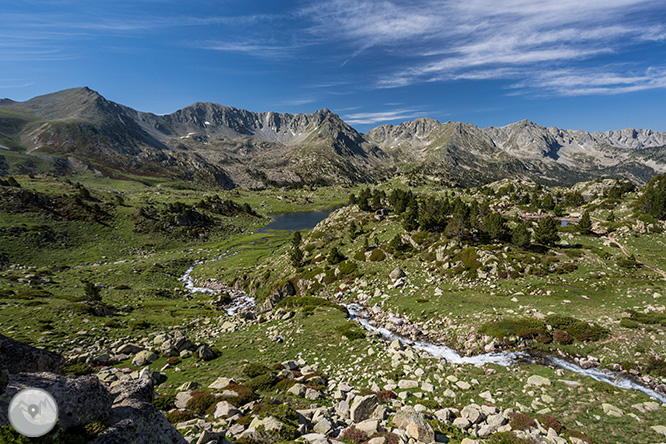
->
xmin=196 ymin=40 xmax=299 ymax=59
xmin=301 ymin=0 xmax=666 ymax=96
xmin=524 ymin=67 xmax=666 ymax=96
xmin=344 ymin=109 xmax=426 ymax=125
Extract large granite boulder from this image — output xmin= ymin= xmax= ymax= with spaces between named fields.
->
xmin=0 ymin=372 xmax=112 ymax=430
xmin=0 ymin=334 xmax=65 ymax=377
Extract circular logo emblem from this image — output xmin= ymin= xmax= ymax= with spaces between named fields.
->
xmin=8 ymin=388 xmax=58 ymax=437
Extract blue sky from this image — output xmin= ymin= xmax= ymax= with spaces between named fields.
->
xmin=1 ymin=0 xmax=666 ymax=133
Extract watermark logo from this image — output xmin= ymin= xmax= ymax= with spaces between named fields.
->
xmin=8 ymin=388 xmax=58 ymax=437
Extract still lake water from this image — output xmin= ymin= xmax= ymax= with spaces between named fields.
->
xmin=257 ymin=209 xmax=334 ymax=232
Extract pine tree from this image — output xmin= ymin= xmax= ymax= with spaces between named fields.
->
xmin=484 ymin=212 xmax=509 ymax=242
xmin=289 ymin=231 xmax=303 ymax=267
xmin=511 ymin=221 xmax=531 ymax=248
xmin=533 ymin=217 xmax=560 ymax=246
xmin=328 ymin=246 xmax=345 ymax=265
xmin=578 ymin=210 xmax=592 ymax=234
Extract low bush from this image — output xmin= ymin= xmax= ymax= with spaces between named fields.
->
xmin=553 ymin=329 xmax=574 ymax=345
xmin=340 ymin=426 xmax=369 ymax=444
xmin=368 ymin=248 xmax=386 ymax=262
xmin=479 ymin=318 xmax=547 ymax=339
xmin=276 ymin=296 xmax=344 ymax=312
xmin=567 ymin=321 xmax=609 ymax=342
xmin=225 ymin=382 xmax=256 ymax=407
xmin=418 ymin=399 xmax=440 ymax=410
xmin=165 ymin=410 xmax=195 ymax=424
xmin=619 ymin=318 xmax=641 ymax=329
xmin=154 ymin=394 xmax=176 ymax=410
xmin=538 ymin=415 xmax=563 ymax=433
xmin=376 ymin=390 xmax=397 ymax=403
xmin=487 ymin=431 xmax=534 ymax=444
xmin=645 ymin=355 xmax=666 ymax=377
xmin=185 ymin=391 xmax=217 ymax=415
xmin=335 ymin=323 xmax=366 ymax=341
xmin=627 ymin=309 xmax=666 ymax=326
xmin=337 ymin=261 xmax=357 ymax=275
xmin=507 ymin=412 xmax=535 ymax=431
xmin=63 ymin=361 xmax=96 ymax=377
xmin=243 ymin=363 xmax=273 ymax=378
xmin=246 ymin=373 xmax=280 ymax=391
xmin=274 ymin=379 xmax=296 ymax=392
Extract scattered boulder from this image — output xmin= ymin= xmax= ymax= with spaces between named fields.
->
xmin=526 ymin=375 xmax=551 ymax=387
xmin=350 ymin=394 xmax=378 ymax=423
xmin=132 ymin=350 xmax=158 ymax=367
xmin=389 ymin=267 xmax=406 ymax=281
xmin=392 ymin=406 xmax=435 ymax=443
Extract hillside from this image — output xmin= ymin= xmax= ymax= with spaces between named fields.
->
xmin=2 ymin=88 xmax=666 ymax=188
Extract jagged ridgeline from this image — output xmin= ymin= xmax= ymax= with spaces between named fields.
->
xmin=2 ymin=87 xmax=666 ymax=188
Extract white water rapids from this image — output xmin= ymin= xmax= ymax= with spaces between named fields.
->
xmin=179 ymin=256 xmax=665 ymax=404
xmin=346 ymin=303 xmax=666 ymax=404
xmin=179 ymin=250 xmax=255 ymax=315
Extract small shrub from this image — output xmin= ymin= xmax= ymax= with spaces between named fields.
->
xmin=335 ymin=323 xmax=366 ymax=341
xmin=619 ymin=318 xmax=641 ymax=329
xmin=185 ymin=391 xmax=217 ymax=415
xmin=561 ymin=430 xmax=594 ymax=443
xmin=63 ymin=361 xmax=96 ymax=377
xmin=645 ymin=355 xmax=666 ymax=377
xmin=154 ymin=394 xmax=176 ymax=410
xmin=537 ymin=415 xmax=563 ymax=433
xmin=246 ymin=373 xmax=280 ymax=391
xmin=567 ymin=321 xmax=609 ymax=342
xmin=243 ymin=363 xmax=273 ymax=378
xmin=368 ymin=248 xmax=386 ymax=262
xmin=376 ymin=390 xmax=397 ymax=403
xmin=224 ymin=382 xmax=255 ymax=406
xmin=337 ymin=261 xmax=357 ymax=275
xmin=545 ymin=314 xmax=577 ymax=330
xmin=591 ymin=381 xmax=616 ymax=394
xmin=627 ymin=309 xmax=666 ymax=326
xmin=418 ymin=399 xmax=440 ymax=410
xmin=508 ymin=412 xmax=535 ymax=431
xmin=274 ymin=379 xmax=296 ymax=392
xmin=553 ymin=329 xmax=574 ymax=345
xmin=479 ymin=318 xmax=547 ymax=340
xmin=340 ymin=426 xmax=369 ymax=444
xmin=236 ymin=415 xmax=254 ymax=427
xmin=353 ymin=251 xmax=366 ymax=261
xmin=165 ymin=410 xmax=195 ymax=424
xmin=486 ymin=432 xmax=522 ymax=444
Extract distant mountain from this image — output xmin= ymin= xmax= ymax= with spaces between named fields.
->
xmin=1 ymin=87 xmax=665 ymax=187
xmin=369 ymin=118 xmax=666 ymax=185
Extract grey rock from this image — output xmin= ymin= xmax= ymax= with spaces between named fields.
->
xmin=0 ymin=334 xmax=65 ymax=375
xmin=392 ymin=407 xmax=435 ymax=443
xmin=389 ymin=267 xmax=406 ymax=281
xmin=132 ymin=350 xmax=158 ymax=367
xmin=197 ymin=345 xmax=216 ymax=361
xmin=214 ymin=400 xmax=240 ymax=419
xmin=175 ymin=391 xmax=194 ymax=409
xmin=115 ymin=343 xmax=144 ymax=355
xmin=314 ymin=418 xmax=333 ymax=435
xmin=350 ymin=394 xmax=378 ymax=423
xmin=0 ymin=372 xmax=112 ymax=431
xmin=461 ymin=405 xmax=485 ymax=424
xmin=288 ymin=383 xmax=308 ymax=397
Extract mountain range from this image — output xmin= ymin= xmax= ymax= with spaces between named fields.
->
xmin=1 ymin=87 xmax=665 ymax=188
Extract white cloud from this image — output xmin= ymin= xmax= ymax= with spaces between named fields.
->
xmin=344 ymin=109 xmax=426 ymax=125
xmin=301 ymin=0 xmax=666 ymax=96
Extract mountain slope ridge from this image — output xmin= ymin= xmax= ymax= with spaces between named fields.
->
xmin=2 ymin=87 xmax=666 ymax=187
